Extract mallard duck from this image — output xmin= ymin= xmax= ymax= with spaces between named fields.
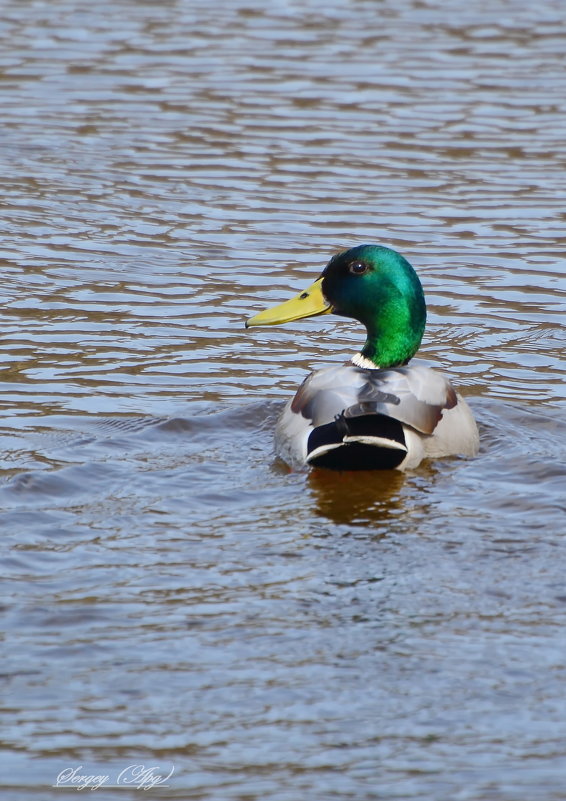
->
xmin=246 ymin=244 xmax=479 ymax=470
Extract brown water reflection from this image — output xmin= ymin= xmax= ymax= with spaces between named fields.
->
xmin=1 ymin=0 xmax=566 ymax=799
xmin=308 ymin=468 xmax=408 ymax=527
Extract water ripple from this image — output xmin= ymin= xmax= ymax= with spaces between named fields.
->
xmin=1 ymin=1 xmax=566 ymax=799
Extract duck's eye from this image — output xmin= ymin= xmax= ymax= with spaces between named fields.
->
xmin=349 ymin=261 xmax=368 ymax=275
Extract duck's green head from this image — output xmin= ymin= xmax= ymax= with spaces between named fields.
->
xmin=246 ymin=244 xmax=426 ymax=368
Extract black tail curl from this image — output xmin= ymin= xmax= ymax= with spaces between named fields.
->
xmin=307 ymin=413 xmax=407 ymax=470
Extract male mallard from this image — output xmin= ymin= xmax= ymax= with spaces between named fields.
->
xmin=246 ymin=244 xmax=479 ymax=470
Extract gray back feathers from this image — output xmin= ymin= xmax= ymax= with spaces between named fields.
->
xmin=291 ymin=363 xmax=457 ymax=435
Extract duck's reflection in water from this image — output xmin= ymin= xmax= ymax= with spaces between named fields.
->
xmin=307 ymin=466 xmax=408 ymax=527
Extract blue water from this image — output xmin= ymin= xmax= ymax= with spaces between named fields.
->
xmin=1 ymin=1 xmax=565 ymax=799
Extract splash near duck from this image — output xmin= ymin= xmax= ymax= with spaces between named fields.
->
xmin=246 ymin=245 xmax=479 ymax=470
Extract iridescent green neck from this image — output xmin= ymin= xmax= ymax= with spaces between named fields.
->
xmin=360 ymin=291 xmax=426 ymax=367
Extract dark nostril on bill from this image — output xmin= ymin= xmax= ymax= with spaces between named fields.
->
xmin=300 ymin=292 xmax=309 ymax=299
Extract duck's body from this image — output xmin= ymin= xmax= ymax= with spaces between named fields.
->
xmin=275 ymin=362 xmax=478 ymax=470
xmin=246 ymin=245 xmax=479 ymax=471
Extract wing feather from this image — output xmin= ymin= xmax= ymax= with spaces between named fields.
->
xmin=290 ymin=363 xmax=457 ymax=435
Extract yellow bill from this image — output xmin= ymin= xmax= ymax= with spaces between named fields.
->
xmin=246 ymin=277 xmax=332 ymax=328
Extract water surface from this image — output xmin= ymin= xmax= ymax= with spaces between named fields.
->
xmin=1 ymin=1 xmax=565 ymax=799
